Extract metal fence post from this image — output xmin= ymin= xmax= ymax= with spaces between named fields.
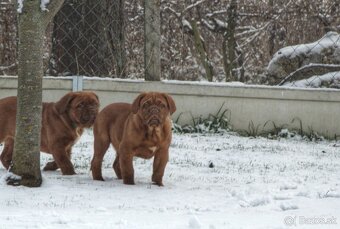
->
xmin=72 ymin=76 xmax=83 ymax=92
xmin=144 ymin=0 xmax=161 ymax=81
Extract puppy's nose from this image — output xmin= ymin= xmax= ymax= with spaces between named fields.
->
xmin=150 ymin=107 xmax=160 ymax=114
xmin=82 ymin=113 xmax=90 ymax=121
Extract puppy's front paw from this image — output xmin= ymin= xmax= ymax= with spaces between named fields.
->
xmin=93 ymin=175 xmax=104 ymax=181
xmin=62 ymin=169 xmax=76 ymax=175
xmin=123 ymin=177 xmax=135 ymax=185
xmin=152 ymin=181 xmax=164 ymax=187
xmin=152 ymin=174 xmax=164 ymax=186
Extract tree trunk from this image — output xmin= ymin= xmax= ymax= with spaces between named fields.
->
xmin=8 ymin=0 xmax=64 ymax=187
xmin=144 ymin=0 xmax=161 ymax=81
xmin=224 ymin=0 xmax=237 ymax=82
xmin=190 ymin=20 xmax=213 ymax=82
xmin=9 ymin=0 xmax=44 ymax=187
xmin=268 ymin=0 xmax=276 ymax=57
xmin=104 ymin=0 xmax=126 ymax=78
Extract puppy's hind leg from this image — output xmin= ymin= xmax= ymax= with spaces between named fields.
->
xmin=91 ymin=132 xmax=110 ymax=181
xmin=0 ymin=137 xmax=14 ymax=170
xmin=43 ymin=161 xmax=59 ymax=171
xmin=113 ymin=155 xmax=122 ymax=179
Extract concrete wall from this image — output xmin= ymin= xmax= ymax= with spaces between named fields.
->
xmin=1 ymin=76 xmax=340 ymax=138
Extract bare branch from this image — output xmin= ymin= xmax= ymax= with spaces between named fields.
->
xmin=278 ymin=64 xmax=340 ymax=86
xmin=0 ymin=63 xmax=16 ymax=71
xmin=41 ymin=0 xmax=65 ymax=28
xmin=206 ymin=10 xmax=227 ymax=18
xmin=182 ymin=0 xmax=207 ymax=15
xmin=163 ymin=6 xmax=181 ymax=18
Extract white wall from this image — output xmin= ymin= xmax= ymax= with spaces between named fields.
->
xmin=1 ymin=76 xmax=340 ymax=138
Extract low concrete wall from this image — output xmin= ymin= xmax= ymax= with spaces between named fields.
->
xmin=1 ymin=76 xmax=340 ymax=138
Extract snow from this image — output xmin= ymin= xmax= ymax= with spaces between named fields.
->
xmin=17 ymin=0 xmax=24 ymax=13
xmin=0 ymin=172 xmax=21 ymax=185
xmin=268 ymin=32 xmax=340 ymax=75
xmin=6 ymin=74 xmax=340 ymax=94
xmin=182 ymin=18 xmax=193 ymax=31
xmin=1 ymin=130 xmax=340 ymax=228
xmin=283 ymin=71 xmax=340 ymax=88
xmin=40 ymin=0 xmax=50 ymax=11
xmin=269 ymin=32 xmax=340 ymax=64
xmin=16 ymin=0 xmax=50 ymax=13
xmin=188 ymin=215 xmax=202 ymax=229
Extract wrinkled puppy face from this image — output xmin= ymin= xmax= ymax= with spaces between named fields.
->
xmin=56 ymin=92 xmax=100 ymax=128
xmin=140 ymin=94 xmax=168 ymax=127
xmin=70 ymin=92 xmax=99 ymax=128
xmin=132 ymin=92 xmax=176 ymax=128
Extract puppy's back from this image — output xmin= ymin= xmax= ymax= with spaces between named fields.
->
xmin=0 ymin=96 xmax=17 ymax=142
xmin=94 ymin=103 xmax=132 ymax=144
xmin=0 ymin=96 xmax=17 ymax=112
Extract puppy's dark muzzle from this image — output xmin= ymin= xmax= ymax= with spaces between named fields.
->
xmin=81 ymin=112 xmax=97 ymax=125
xmin=146 ymin=106 xmax=161 ymax=126
xmin=148 ymin=118 xmax=160 ymax=126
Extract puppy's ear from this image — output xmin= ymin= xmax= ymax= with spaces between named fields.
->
xmin=94 ymin=93 xmax=99 ymax=103
xmin=89 ymin=91 xmax=100 ymax=104
xmin=131 ymin=93 xmax=147 ymax=114
xmin=162 ymin=93 xmax=176 ymax=115
xmin=55 ymin=92 xmax=76 ymax=114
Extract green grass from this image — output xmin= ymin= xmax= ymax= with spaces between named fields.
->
xmin=173 ymin=103 xmax=231 ymax=134
xmin=173 ymin=108 xmax=329 ymax=141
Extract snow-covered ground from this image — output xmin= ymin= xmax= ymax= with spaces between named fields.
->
xmin=1 ymin=130 xmax=340 ymax=229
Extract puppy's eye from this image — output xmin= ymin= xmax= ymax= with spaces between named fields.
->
xmin=160 ymin=103 xmax=166 ymax=109
xmin=77 ymin=104 xmax=84 ymax=109
xmin=143 ymin=102 xmax=151 ymax=108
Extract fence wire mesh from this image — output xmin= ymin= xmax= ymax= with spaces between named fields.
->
xmin=0 ymin=0 xmax=17 ymax=74
xmin=0 ymin=0 xmax=340 ymax=89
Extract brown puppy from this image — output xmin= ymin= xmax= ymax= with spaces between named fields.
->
xmin=91 ymin=92 xmax=176 ymax=186
xmin=0 ymin=92 xmax=99 ymax=175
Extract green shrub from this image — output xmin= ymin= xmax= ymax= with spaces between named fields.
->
xmin=173 ymin=103 xmax=231 ymax=134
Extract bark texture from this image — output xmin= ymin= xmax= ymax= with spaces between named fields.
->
xmin=190 ymin=20 xmax=213 ymax=82
xmin=8 ymin=0 xmax=64 ymax=187
xmin=144 ymin=0 xmax=161 ymax=81
xmin=104 ymin=0 xmax=127 ymax=78
xmin=224 ymin=0 xmax=237 ymax=82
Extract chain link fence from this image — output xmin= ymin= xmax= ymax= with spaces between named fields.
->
xmin=0 ymin=0 xmax=17 ymax=74
xmin=1 ymin=0 xmax=340 ymax=88
xmin=48 ymin=0 xmax=131 ymax=78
